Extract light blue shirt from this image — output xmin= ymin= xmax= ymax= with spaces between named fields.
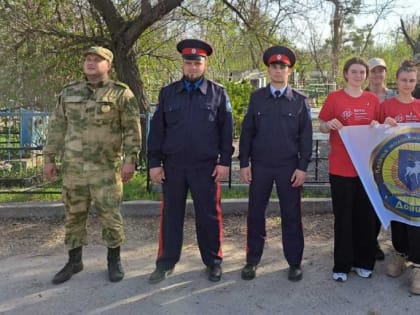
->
xmin=270 ymin=84 xmax=287 ymax=98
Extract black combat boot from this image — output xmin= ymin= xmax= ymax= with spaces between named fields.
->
xmin=52 ymin=246 xmax=83 ymax=284
xmin=107 ymin=247 xmax=124 ymax=282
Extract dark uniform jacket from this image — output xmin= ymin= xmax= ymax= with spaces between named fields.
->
xmin=148 ymin=78 xmax=234 ymax=169
xmin=239 ymin=85 xmax=312 ymax=170
xmin=413 ymin=85 xmax=420 ymax=99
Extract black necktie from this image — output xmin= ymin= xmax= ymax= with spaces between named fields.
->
xmin=275 ymin=90 xmax=281 ymax=98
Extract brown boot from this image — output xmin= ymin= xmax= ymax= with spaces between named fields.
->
xmin=52 ymin=247 xmax=83 ymax=284
xmin=410 ymin=266 xmax=420 ymax=295
xmin=385 ymin=251 xmax=406 ymax=277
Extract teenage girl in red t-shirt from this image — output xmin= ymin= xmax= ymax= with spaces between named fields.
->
xmin=378 ymin=60 xmax=420 ymax=295
xmin=318 ymin=57 xmax=380 ymax=282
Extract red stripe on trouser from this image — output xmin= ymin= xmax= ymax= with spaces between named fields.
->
xmin=157 ymin=194 xmax=165 ymax=259
xmin=245 ymin=222 xmax=250 ymax=256
xmin=215 ymin=182 xmax=224 ymax=258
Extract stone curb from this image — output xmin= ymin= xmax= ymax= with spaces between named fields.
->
xmin=0 ymin=198 xmax=332 ymax=218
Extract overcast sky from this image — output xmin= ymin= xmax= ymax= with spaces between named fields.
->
xmin=357 ymin=0 xmax=420 ymax=40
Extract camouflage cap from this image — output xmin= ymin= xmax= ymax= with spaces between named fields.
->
xmin=83 ymin=46 xmax=113 ymax=63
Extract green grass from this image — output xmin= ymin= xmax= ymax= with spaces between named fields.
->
xmin=0 ymin=172 xmax=160 ymax=203
xmin=0 ymin=171 xmax=330 ymax=203
xmin=123 ymin=172 xmax=161 ymax=201
xmin=220 ymin=186 xmax=330 ymax=199
xmin=0 ymin=190 xmax=61 ymax=202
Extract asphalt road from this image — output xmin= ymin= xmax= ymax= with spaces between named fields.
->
xmin=1 ymin=213 xmax=420 ymax=315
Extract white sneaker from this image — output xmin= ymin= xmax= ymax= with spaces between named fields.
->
xmin=332 ymin=272 xmax=348 ymax=282
xmin=352 ymin=267 xmax=372 ymax=278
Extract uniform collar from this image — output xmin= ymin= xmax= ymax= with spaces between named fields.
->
xmin=176 ymin=77 xmax=208 ymax=94
xmin=85 ymin=77 xmax=111 ymax=88
xmin=269 ymin=84 xmax=287 ymax=97
xmin=264 ymin=84 xmax=293 ymax=100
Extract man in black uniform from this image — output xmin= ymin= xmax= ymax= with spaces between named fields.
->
xmin=239 ymin=45 xmax=312 ymax=281
xmin=147 ymin=39 xmax=234 ymax=284
xmin=413 ymin=53 xmax=420 ymax=99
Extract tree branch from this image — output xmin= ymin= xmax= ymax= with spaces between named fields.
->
xmin=220 ymin=0 xmax=252 ymax=30
xmin=400 ymin=18 xmax=416 ymax=51
xmin=124 ymin=0 xmax=184 ymax=49
xmin=87 ymin=0 xmax=126 ymax=34
xmin=360 ymin=0 xmax=396 ymax=54
xmin=15 ymin=27 xmax=108 ymax=46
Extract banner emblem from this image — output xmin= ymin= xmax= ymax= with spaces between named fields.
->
xmin=371 ymin=128 xmax=420 ymax=221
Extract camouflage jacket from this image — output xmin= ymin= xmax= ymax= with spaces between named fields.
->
xmin=44 ymin=78 xmax=141 ymax=172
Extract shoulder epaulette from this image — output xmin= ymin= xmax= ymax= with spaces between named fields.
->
xmin=209 ymin=79 xmax=225 ymax=89
xmin=252 ymin=87 xmax=266 ymax=95
xmin=63 ymin=80 xmax=82 ymax=88
xmin=292 ymin=88 xmax=308 ymax=98
xmin=114 ymin=81 xmax=129 ymax=89
xmin=162 ymin=80 xmax=181 ymax=90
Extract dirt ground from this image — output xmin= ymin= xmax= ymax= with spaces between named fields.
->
xmin=1 ymin=212 xmax=420 ymax=315
xmin=0 ymin=212 xmax=334 ymax=260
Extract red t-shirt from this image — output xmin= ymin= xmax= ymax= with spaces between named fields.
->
xmin=319 ymin=89 xmax=380 ymax=177
xmin=379 ymin=97 xmax=420 ymax=123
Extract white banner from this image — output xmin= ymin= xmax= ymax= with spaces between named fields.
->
xmin=339 ymin=123 xmax=420 ymax=228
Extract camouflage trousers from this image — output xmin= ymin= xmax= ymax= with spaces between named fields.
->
xmin=62 ymin=169 xmax=125 ymax=249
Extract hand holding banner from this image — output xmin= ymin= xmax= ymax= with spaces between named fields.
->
xmin=339 ymin=123 xmax=420 ymax=228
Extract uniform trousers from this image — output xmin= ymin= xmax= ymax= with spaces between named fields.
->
xmin=156 ymin=163 xmax=223 ymax=270
xmin=246 ymin=163 xmax=304 ymax=266
xmin=330 ymin=174 xmax=376 ymax=273
xmin=62 ymin=169 xmax=124 ymax=250
xmin=391 ymin=221 xmax=420 ymax=264
xmin=374 ymin=215 xmax=382 ymax=243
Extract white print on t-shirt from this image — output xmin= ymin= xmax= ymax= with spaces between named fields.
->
xmin=395 ymin=114 xmax=404 ymax=122
xmin=395 ymin=112 xmax=419 ymax=122
xmin=341 ymin=107 xmax=370 ymax=122
xmin=342 ymin=110 xmax=352 ymax=120
xmin=405 ymin=112 xmax=418 ymax=122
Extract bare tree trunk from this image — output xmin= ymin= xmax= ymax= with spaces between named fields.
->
xmin=330 ymin=0 xmax=343 ymax=81
xmin=113 ymin=48 xmax=149 ymax=165
xmin=400 ymin=17 xmax=420 ymax=55
xmin=87 ymin=0 xmax=184 ymax=164
xmin=113 ymin=49 xmax=149 ymax=113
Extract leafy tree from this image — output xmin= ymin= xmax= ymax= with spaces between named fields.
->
xmin=0 ymin=0 xmax=415 ymax=138
xmin=0 ymin=1 xmax=82 ymax=109
xmin=222 ymin=80 xmax=253 ymax=138
xmin=302 ymin=0 xmax=396 ymax=82
xmin=0 ymin=0 xmax=185 ymax=161
xmin=220 ymin=0 xmax=303 ymax=69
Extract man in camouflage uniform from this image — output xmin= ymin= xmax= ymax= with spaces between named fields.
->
xmin=44 ymin=46 xmax=141 ymax=284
